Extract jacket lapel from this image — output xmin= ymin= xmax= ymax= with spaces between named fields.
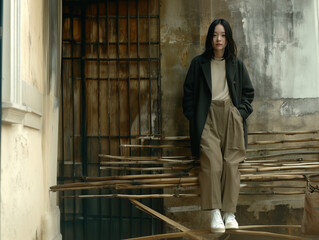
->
xmin=200 ymin=59 xmax=212 ymax=94
xmin=226 ymin=58 xmax=238 ymax=105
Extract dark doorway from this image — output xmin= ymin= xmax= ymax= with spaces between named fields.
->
xmin=58 ymin=0 xmax=162 ymax=239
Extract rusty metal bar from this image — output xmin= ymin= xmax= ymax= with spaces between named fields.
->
xmin=63 ymin=57 xmax=160 ymax=61
xmin=157 ymin=0 xmax=162 ymax=140
xmin=105 ymin=1 xmax=114 ymax=239
xmin=62 ymin=41 xmax=161 ymax=45
xmin=80 ymin=1 xmax=88 ymax=239
xmin=60 ymin=8 xmax=66 ymax=238
xmin=127 ymin=0 xmax=132 ymax=156
xmin=116 ymin=0 xmax=120 ymax=155
xmin=146 ymin=0 xmax=156 ymax=235
xmin=96 ymin=1 xmax=103 ymax=239
xmin=64 ymin=14 xmax=159 ymax=19
xmin=137 ymin=0 xmax=141 ymax=144
xmin=148 ymin=0 xmax=152 ymax=137
xmin=136 ymin=0 xmax=143 ymax=235
xmin=115 ymin=1 xmax=124 ymax=238
xmin=85 ymin=77 xmax=158 ymax=81
xmin=70 ymin=7 xmax=77 ymax=239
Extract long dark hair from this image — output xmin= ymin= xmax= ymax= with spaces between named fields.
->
xmin=203 ymin=19 xmax=237 ymax=59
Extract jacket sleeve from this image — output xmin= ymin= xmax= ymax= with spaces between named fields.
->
xmin=182 ymin=59 xmax=196 ymax=120
xmin=238 ymin=62 xmax=254 ymax=120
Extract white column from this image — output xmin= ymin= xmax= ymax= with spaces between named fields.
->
xmin=2 ymin=0 xmax=28 ymax=124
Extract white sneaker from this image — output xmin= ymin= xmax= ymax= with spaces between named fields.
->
xmin=210 ymin=209 xmax=225 ymax=233
xmin=223 ymin=212 xmax=239 ymax=229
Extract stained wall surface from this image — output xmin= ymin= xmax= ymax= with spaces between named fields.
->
xmin=1 ymin=0 xmax=62 ymax=239
xmin=160 ymin=0 xmax=319 ymax=237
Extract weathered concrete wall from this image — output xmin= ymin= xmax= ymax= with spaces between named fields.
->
xmin=1 ymin=0 xmax=62 ymax=239
xmin=161 ymin=0 xmax=319 ymax=133
xmin=160 ymin=0 xmax=319 ymax=238
xmin=231 ymin=0 xmax=319 ymax=98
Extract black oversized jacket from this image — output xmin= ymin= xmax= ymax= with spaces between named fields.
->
xmin=182 ymin=54 xmax=254 ymax=157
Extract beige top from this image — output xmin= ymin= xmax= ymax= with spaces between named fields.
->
xmin=211 ymin=58 xmax=230 ymax=100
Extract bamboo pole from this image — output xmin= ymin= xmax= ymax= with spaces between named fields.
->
xmin=159 ymin=156 xmax=194 ymax=159
xmin=52 ymin=167 xmax=317 ymax=192
xmin=123 ymin=231 xmax=191 ymax=240
xmin=240 ymin=191 xmax=305 ymax=195
xmin=50 ymin=177 xmax=199 ymax=192
xmin=98 ymin=154 xmax=193 ymax=160
xmin=248 ymin=138 xmax=319 ymax=145
xmin=100 ymin=159 xmax=194 ymax=165
xmin=83 ymin=172 xmax=195 ymax=181
xmin=245 ymin=151 xmax=319 ymax=160
xmin=122 ymin=139 xmax=319 ymax=148
xmin=246 ymin=145 xmax=319 ymax=153
xmin=125 ymin=229 xmax=306 ymax=240
xmin=100 ymin=166 xmax=190 ymax=171
xmin=115 ymin=183 xmax=198 ymax=190
xmin=240 ymin=174 xmax=305 ymax=182
xmin=58 ymin=189 xmax=304 ymax=199
xmin=248 ymin=130 xmax=319 ymax=135
xmin=134 ymin=130 xmax=319 ymax=140
xmin=100 ymin=160 xmax=164 ymax=165
xmin=242 ymin=171 xmax=319 ymax=176
xmin=100 ymin=163 xmax=319 ymax=173
xmin=52 ymin=173 xmax=313 ymax=192
xmin=240 ymin=225 xmax=301 ymax=229
xmin=244 ymin=158 xmax=319 ymax=163
xmin=98 ymin=154 xmax=159 ymax=160
xmin=239 ymin=164 xmax=319 ymax=170
xmin=61 ymin=193 xmax=199 ymax=199
xmin=241 ymin=184 xmax=305 ymax=189
xmin=228 ymin=229 xmax=308 ymax=240
xmin=53 ymin=182 xmax=307 ymax=194
xmin=138 ymin=136 xmax=190 ymax=141
xmin=240 ymin=162 xmax=319 ymax=167
xmin=124 ymin=223 xmax=304 ymax=240
xmin=121 ymin=144 xmax=190 ymax=149
xmin=130 ymin=199 xmax=209 ymax=240
xmin=239 ymin=164 xmax=319 ymax=174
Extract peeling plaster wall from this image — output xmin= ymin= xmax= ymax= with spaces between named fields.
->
xmin=1 ymin=126 xmax=44 ymax=239
xmin=160 ymin=0 xmax=319 ymax=237
xmin=1 ymin=0 xmax=62 ymax=239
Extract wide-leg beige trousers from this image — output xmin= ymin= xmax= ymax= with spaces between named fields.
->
xmin=199 ymin=99 xmax=245 ymax=212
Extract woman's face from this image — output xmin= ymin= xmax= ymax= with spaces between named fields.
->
xmin=212 ymin=24 xmax=228 ymax=56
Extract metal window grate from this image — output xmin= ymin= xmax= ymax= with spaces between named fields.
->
xmin=58 ymin=0 xmax=162 ymax=239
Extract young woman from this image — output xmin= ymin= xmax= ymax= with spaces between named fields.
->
xmin=182 ymin=19 xmax=254 ymax=233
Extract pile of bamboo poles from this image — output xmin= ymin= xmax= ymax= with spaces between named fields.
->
xmin=51 ymin=130 xmax=319 ymax=198
xmin=50 ymin=131 xmax=319 ymax=240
